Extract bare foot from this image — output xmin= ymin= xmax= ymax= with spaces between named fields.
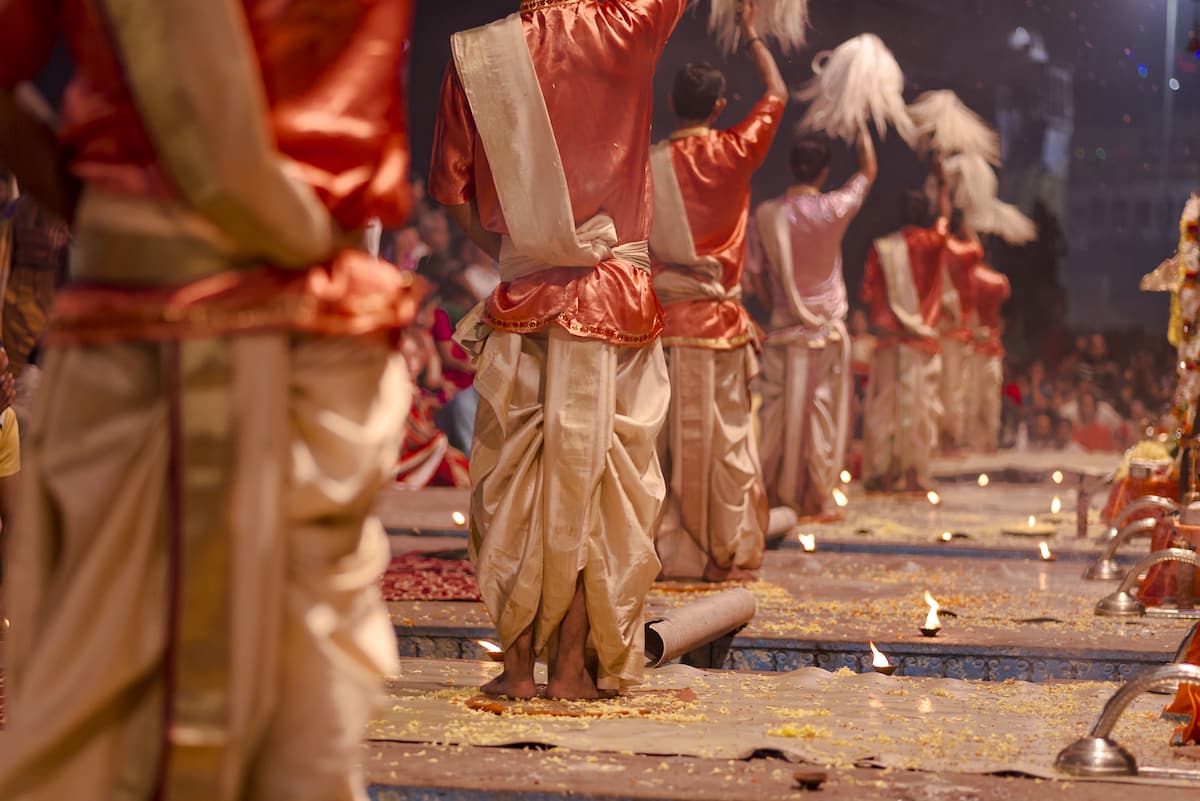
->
xmin=481 ymin=671 xmax=537 ymax=700
xmin=546 ymin=668 xmax=605 ymax=701
xmin=482 ymin=626 xmax=536 ymax=699
xmin=703 ymin=562 xmax=758 ymax=583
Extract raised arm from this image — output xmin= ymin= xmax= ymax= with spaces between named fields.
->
xmin=856 ymin=128 xmax=878 ymax=186
xmin=741 ymin=0 xmax=788 ymax=104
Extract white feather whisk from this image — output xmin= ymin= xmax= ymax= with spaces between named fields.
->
xmin=943 ymin=154 xmax=1036 ymax=245
xmin=908 ymin=90 xmax=1002 ymax=165
xmin=973 ymin=201 xmax=1037 ymax=245
xmin=708 ymin=0 xmax=809 ymax=55
xmin=795 ymin=34 xmax=915 ymax=145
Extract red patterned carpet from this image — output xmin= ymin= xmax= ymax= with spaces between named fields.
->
xmin=379 ymin=551 xmax=481 ymax=602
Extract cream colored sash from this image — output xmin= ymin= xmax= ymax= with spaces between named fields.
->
xmin=755 ymin=200 xmax=829 ymax=332
xmin=938 ymin=255 xmax=962 ymax=327
xmin=649 ymin=141 xmax=733 ymax=305
xmin=874 ymin=232 xmax=936 ymax=339
xmin=451 ymin=15 xmax=625 ymax=272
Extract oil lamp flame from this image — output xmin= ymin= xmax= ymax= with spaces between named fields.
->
xmin=1051 ymin=470 xmax=1064 ymax=485
xmin=868 ymin=640 xmax=891 ymax=669
xmin=477 ymin=639 xmax=502 ymax=654
xmin=940 ymin=531 xmax=953 ymax=542
xmin=923 ymin=591 xmax=941 ymax=630
xmin=451 ymin=511 xmax=467 ymax=526
xmin=1050 ymin=497 xmax=1062 ymax=515
xmin=1039 ymin=541 xmax=1053 ymax=561
xmin=832 ymin=488 xmax=849 ymax=508
xmin=1027 ymin=515 xmax=1037 ymax=528
xmin=927 ymin=490 xmax=941 ymax=506
xmin=798 ymin=532 xmax=816 ymax=552
xmin=977 ymin=473 xmax=989 ymax=488
xmin=839 ymin=470 xmax=852 ymax=485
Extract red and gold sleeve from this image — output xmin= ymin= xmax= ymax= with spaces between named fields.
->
xmin=726 ymin=95 xmax=786 ymax=172
xmin=0 ymin=0 xmax=61 ymax=88
xmin=428 ymin=62 xmax=478 ymax=207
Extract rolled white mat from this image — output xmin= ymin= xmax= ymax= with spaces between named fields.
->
xmin=644 ymin=588 xmax=758 ymax=668
xmin=767 ymin=506 xmax=799 ymax=537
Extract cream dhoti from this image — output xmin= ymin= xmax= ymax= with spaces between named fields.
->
xmin=965 ymin=342 xmax=1004 ymax=452
xmin=759 ymin=322 xmax=851 ymax=516
xmin=863 ymin=341 xmax=942 ymax=489
xmin=937 ymin=332 xmax=968 ymax=447
xmin=655 ymin=341 xmax=765 ymax=578
xmin=467 ymin=322 xmax=667 ymax=691
xmin=0 ymin=336 xmax=407 ymax=801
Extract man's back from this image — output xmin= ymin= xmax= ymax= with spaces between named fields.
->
xmin=430 ymin=0 xmax=685 ymax=242
xmin=759 ymin=175 xmax=869 ymax=323
xmin=664 ymin=99 xmax=782 ymax=289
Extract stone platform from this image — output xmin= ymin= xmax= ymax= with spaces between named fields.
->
xmin=389 ymin=547 xmax=1193 ymax=682
xmin=365 ymin=658 xmax=1200 ymax=798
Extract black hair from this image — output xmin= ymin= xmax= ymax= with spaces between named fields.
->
xmin=672 ymin=63 xmax=726 ymax=121
xmin=901 ymin=189 xmax=935 ymax=228
xmin=789 ymin=135 xmax=832 ymax=184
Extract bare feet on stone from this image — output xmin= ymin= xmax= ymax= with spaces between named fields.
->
xmin=480 ymin=671 xmax=537 ymax=700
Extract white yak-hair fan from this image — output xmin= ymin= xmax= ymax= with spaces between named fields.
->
xmin=943 ymin=153 xmax=998 ymax=216
xmin=908 ymin=90 xmax=1002 ymax=166
xmin=971 ymin=201 xmax=1037 ymax=246
xmin=795 ymin=34 xmax=915 ymax=145
xmin=708 ymin=0 xmax=810 ymax=55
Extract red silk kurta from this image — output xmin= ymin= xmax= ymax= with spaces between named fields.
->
xmin=970 ymin=263 xmax=1011 ymax=358
xmin=428 ymin=0 xmax=686 ymax=346
xmin=654 ymin=96 xmax=784 ymax=348
xmin=0 ymin=0 xmax=423 ymax=344
xmin=860 ymin=222 xmax=949 ymax=354
xmin=940 ymin=236 xmax=984 ymax=342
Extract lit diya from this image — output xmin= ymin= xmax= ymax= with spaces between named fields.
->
xmin=977 ymin=473 xmax=989 ymax=488
xmin=831 ymin=488 xmax=849 ymax=508
xmin=1038 ymin=541 xmax=1057 ymax=562
xmin=1042 ymin=495 xmax=1064 ymax=523
xmin=451 ymin=510 xmax=467 ymax=527
xmin=920 ymin=591 xmax=942 ymax=637
xmin=1002 ymin=515 xmax=1056 ymax=537
xmin=839 ymin=470 xmax=852 ymax=485
xmin=797 ymin=532 xmax=817 ymax=553
xmin=477 ymin=639 xmax=504 ymax=662
xmin=1051 ymin=470 xmax=1064 ymax=485
xmin=926 ymin=490 xmax=941 ymax=506
xmin=868 ymin=641 xmax=895 ymax=675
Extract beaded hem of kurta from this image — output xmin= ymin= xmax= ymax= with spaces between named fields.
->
xmin=519 ymin=0 xmax=585 ymax=14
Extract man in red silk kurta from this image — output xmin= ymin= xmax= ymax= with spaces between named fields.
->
xmin=860 ymin=178 xmax=951 ymax=492
xmin=649 ymin=1 xmax=785 ymax=581
xmin=430 ymin=0 xmax=685 ymax=700
xmin=0 ymin=2 xmax=422 ymax=799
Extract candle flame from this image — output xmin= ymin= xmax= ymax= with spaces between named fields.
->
xmin=927 ymin=490 xmax=941 ymax=506
xmin=1039 ymin=541 xmax=1053 ymax=560
xmin=832 ymin=488 xmax=849 ymax=507
xmin=940 ymin=531 xmax=953 ymax=542
xmin=798 ymin=532 xmax=816 ymax=552
xmin=1050 ymin=496 xmax=1062 ymax=515
xmin=839 ymin=470 xmax=852 ymax=484
xmin=1027 ymin=515 xmax=1037 ymax=528
xmin=923 ymin=591 xmax=941 ymax=629
xmin=977 ymin=473 xmax=989 ymax=488
xmin=868 ymin=640 xmax=891 ymax=669
xmin=476 ymin=639 xmax=502 ymax=654
xmin=451 ymin=511 xmax=467 ymax=526
xmin=1051 ymin=470 xmax=1064 ymax=485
